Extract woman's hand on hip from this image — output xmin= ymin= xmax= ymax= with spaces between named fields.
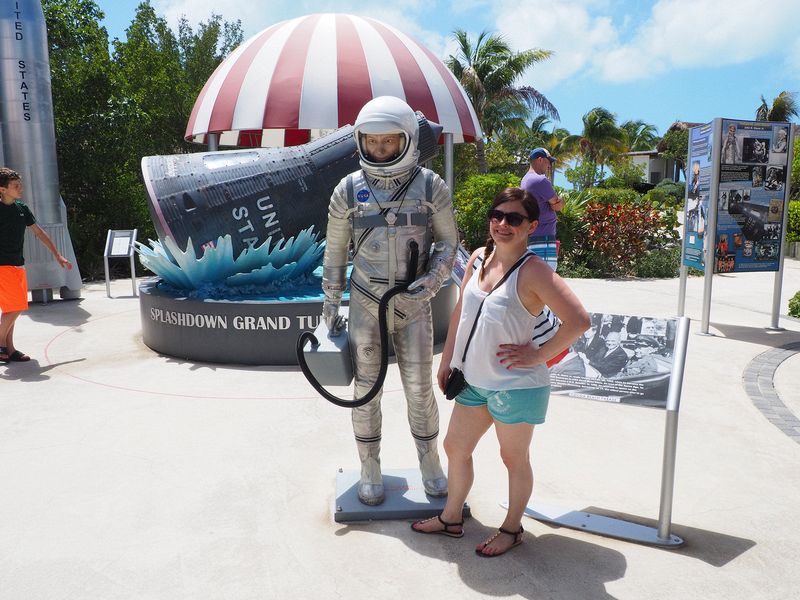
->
xmin=497 ymin=342 xmax=542 ymax=369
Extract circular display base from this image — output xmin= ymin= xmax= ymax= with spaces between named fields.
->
xmin=139 ymin=279 xmax=457 ymax=366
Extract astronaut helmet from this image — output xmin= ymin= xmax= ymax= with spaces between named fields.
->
xmin=353 ymin=96 xmax=420 ymax=179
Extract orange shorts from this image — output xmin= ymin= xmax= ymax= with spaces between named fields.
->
xmin=0 ymin=266 xmax=29 ymax=312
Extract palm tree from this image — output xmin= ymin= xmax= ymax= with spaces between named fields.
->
xmin=563 ymin=107 xmax=626 ymax=187
xmin=755 ymin=91 xmax=798 ymax=121
xmin=620 ymin=119 xmax=660 ymax=151
xmin=446 ymin=29 xmax=558 ymax=173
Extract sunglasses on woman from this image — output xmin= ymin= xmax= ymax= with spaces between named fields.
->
xmin=486 ymin=208 xmax=529 ymax=227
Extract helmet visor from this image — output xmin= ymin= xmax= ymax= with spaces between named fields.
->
xmin=357 ymin=131 xmax=408 ymax=167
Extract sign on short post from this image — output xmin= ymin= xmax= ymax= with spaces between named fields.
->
xmin=505 ymin=313 xmax=691 ymax=547
xmin=104 ymin=229 xmax=138 ymax=298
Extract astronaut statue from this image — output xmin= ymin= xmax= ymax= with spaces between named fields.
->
xmin=322 ymin=96 xmax=458 ymax=506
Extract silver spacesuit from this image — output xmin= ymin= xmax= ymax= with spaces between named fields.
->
xmin=321 ymin=97 xmax=458 ymax=506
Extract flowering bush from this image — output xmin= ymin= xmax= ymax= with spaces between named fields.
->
xmin=569 ymin=202 xmax=677 ymax=278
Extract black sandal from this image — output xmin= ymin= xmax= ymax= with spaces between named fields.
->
xmin=475 ymin=525 xmax=524 ymax=557
xmin=410 ymin=514 xmax=464 ymax=538
xmin=7 ymin=350 xmax=30 ymax=362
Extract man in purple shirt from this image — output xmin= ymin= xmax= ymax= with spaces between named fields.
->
xmin=520 ymin=147 xmax=563 ymax=270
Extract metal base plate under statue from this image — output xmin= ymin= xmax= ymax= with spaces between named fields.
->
xmin=334 ymin=468 xmax=470 ymax=523
xmin=504 ymin=501 xmax=683 ymax=547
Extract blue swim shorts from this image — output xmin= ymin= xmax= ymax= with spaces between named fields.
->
xmin=455 ymin=383 xmax=550 ymax=424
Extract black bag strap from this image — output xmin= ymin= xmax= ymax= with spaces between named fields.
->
xmin=459 ymin=252 xmax=532 ymax=363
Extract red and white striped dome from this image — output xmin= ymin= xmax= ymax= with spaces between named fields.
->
xmin=185 ymin=13 xmax=482 ymax=147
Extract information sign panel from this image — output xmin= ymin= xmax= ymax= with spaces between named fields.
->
xmin=682 ymin=122 xmax=714 ymax=270
xmin=714 ymin=120 xmax=790 ymax=273
xmin=104 ymin=230 xmax=135 ymax=258
xmin=551 ymin=312 xmax=678 ymax=409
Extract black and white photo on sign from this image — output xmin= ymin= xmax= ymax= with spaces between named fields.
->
xmin=741 ymin=137 xmax=770 ymax=163
xmin=772 ymin=127 xmax=789 ymax=153
xmin=763 ymin=223 xmax=782 ymax=240
xmin=550 ymin=313 xmax=677 ymax=408
xmin=754 ymin=239 xmax=779 ymax=260
xmin=685 ymin=194 xmax=705 ymax=236
xmin=718 ymin=190 xmax=729 ymax=210
xmin=764 ymin=166 xmax=785 ymax=191
xmin=751 ymin=166 xmax=764 ymax=187
xmin=728 ymin=188 xmax=745 ymax=210
xmin=722 ymin=123 xmax=741 ymax=164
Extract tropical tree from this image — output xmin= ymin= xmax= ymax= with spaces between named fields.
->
xmin=446 ymin=29 xmax=558 ymax=173
xmin=43 ymin=0 xmax=242 ymax=277
xmin=620 ymin=119 xmax=660 ymax=151
xmin=755 ymin=91 xmax=798 ymax=122
xmin=658 ymin=124 xmax=692 ymax=180
xmin=494 ymin=115 xmax=573 ymax=179
xmin=563 ymin=107 xmax=626 ymax=188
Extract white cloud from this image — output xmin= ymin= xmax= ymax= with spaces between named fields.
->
xmin=153 ymin=0 xmax=434 ymax=38
xmin=491 ymin=0 xmax=800 ymax=86
xmin=596 ymin=0 xmax=800 ymax=82
xmin=151 ymin=0 xmax=800 ymax=88
xmin=495 ymin=0 xmax=618 ymax=90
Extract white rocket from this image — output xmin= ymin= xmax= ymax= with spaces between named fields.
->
xmin=1 ymin=0 xmax=81 ymax=298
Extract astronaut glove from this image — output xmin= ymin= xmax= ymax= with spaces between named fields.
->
xmin=401 ymin=272 xmax=440 ymax=303
xmin=322 ymin=299 xmax=347 ymax=337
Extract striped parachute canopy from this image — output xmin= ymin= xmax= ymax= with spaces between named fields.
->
xmin=185 ymin=13 xmax=482 ymax=147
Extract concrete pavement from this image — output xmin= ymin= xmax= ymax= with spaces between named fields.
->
xmin=1 ymin=260 xmax=800 ymax=600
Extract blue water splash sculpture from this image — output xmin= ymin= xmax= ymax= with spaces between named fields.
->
xmin=135 ymin=226 xmax=325 ymax=296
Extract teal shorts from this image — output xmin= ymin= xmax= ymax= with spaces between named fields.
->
xmin=455 ymin=383 xmax=550 ymax=424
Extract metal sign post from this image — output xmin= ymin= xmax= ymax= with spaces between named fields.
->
xmin=104 ymin=229 xmax=138 ymax=298
xmin=769 ymin=124 xmax=797 ymax=330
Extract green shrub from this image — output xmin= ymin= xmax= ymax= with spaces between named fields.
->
xmin=633 ymin=246 xmax=681 ymax=278
xmin=602 ymin=158 xmax=646 ymax=189
xmin=556 ymin=189 xmax=589 ymax=257
xmin=790 ymin=290 xmax=800 ymax=318
xmin=787 ymin=200 xmax=800 ymax=243
xmin=557 ymin=255 xmax=597 ymax=279
xmin=655 ymin=178 xmax=686 ymax=198
xmin=583 ymin=187 xmax=642 ymax=205
xmin=453 ymin=172 xmax=520 ymax=250
xmin=643 ymin=179 xmax=685 ymax=209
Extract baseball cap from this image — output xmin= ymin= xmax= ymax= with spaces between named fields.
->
xmin=529 ymin=147 xmax=556 ymax=163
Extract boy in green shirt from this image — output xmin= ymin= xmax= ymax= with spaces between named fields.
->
xmin=0 ymin=167 xmax=72 ymax=362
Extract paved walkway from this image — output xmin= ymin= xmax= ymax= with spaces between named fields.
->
xmin=1 ymin=260 xmax=800 ymax=600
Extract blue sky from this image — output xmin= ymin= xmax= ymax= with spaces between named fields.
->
xmin=93 ymin=0 xmax=799 ymax=156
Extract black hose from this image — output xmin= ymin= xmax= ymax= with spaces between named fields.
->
xmin=296 ymin=240 xmax=420 ymax=408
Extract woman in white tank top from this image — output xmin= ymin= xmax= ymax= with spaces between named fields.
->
xmin=412 ymin=187 xmax=590 ymax=557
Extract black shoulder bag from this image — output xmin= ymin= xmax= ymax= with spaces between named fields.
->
xmin=444 ymin=252 xmax=532 ymax=400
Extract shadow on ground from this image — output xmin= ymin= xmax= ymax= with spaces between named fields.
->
xmin=338 ymin=517 xmax=627 ymax=600
xmin=25 ymin=298 xmax=90 ymax=328
xmin=710 ymin=322 xmax=800 ymax=348
xmin=0 ymin=358 xmax=86 ymax=382
xmin=577 ymin=506 xmax=756 ymax=568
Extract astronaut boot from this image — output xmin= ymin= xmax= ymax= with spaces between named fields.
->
xmin=356 ymin=442 xmax=385 ymax=506
xmin=416 ymin=440 xmax=448 ymax=497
